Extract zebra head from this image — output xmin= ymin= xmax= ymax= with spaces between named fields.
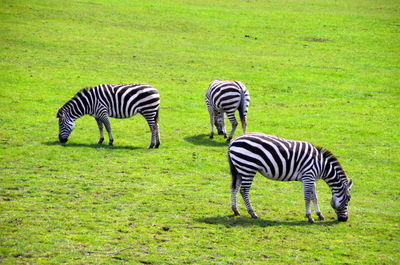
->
xmin=214 ymin=113 xmax=226 ymax=135
xmin=330 ymin=179 xmax=353 ymax=221
xmin=57 ymin=108 xmax=75 ymax=143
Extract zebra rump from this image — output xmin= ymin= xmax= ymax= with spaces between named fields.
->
xmin=228 ymin=132 xmax=353 ymax=223
xmin=57 ymin=84 xmax=160 ymax=148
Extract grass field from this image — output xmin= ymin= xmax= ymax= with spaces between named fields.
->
xmin=1 ymin=0 xmax=399 ymax=264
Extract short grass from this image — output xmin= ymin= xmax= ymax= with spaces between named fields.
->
xmin=1 ymin=0 xmax=399 ymax=264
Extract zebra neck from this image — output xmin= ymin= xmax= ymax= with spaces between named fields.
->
xmin=321 ymin=154 xmax=348 ymax=195
xmin=65 ymin=96 xmax=88 ymax=120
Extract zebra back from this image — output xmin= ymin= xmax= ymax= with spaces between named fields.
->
xmin=59 ymin=84 xmax=160 ymax=121
xmin=94 ymin=84 xmax=160 ymax=119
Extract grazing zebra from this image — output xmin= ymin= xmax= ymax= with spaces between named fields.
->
xmin=205 ymin=80 xmax=250 ymax=141
xmin=228 ymin=133 xmax=353 ymax=223
xmin=57 ymin=84 xmax=161 ymax=148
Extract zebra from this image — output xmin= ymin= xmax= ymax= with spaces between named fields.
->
xmin=57 ymin=84 xmax=161 ymax=148
xmin=205 ymin=80 xmax=250 ymax=141
xmin=228 ymin=133 xmax=353 ymax=223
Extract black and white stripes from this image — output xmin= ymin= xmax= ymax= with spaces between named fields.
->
xmin=56 ymin=81 xmax=353 ymax=223
xmin=57 ymin=84 xmax=160 ymax=148
xmin=228 ymin=133 xmax=353 ymax=223
xmin=205 ymin=80 xmax=250 ymax=141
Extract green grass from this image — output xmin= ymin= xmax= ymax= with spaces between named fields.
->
xmin=1 ymin=0 xmax=399 ymax=264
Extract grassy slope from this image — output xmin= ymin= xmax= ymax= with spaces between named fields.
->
xmin=0 ymin=0 xmax=399 ymax=264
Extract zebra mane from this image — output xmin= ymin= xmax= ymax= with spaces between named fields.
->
xmin=75 ymin=87 xmax=92 ymax=96
xmin=316 ymin=146 xmax=349 ymax=182
xmin=58 ymin=87 xmax=93 ymax=111
xmin=316 ymin=146 xmax=336 ymax=160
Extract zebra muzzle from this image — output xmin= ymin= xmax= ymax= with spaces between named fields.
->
xmin=337 ymin=215 xmax=348 ymax=222
xmin=59 ymin=135 xmax=68 ymax=143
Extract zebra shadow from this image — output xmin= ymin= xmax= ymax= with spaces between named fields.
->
xmin=43 ymin=141 xmax=142 ymax=150
xmin=195 ymin=215 xmax=339 ymax=227
xmin=184 ymin=134 xmax=229 ymax=147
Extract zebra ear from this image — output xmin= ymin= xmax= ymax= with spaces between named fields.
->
xmin=347 ymin=179 xmax=353 ymax=191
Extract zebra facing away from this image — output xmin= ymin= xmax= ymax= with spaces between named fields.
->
xmin=57 ymin=84 xmax=161 ymax=148
xmin=228 ymin=133 xmax=353 ymax=223
xmin=205 ymin=80 xmax=250 ymax=141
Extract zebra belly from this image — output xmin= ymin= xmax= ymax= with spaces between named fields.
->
xmin=258 ymin=167 xmax=299 ymax=181
xmin=258 ymin=168 xmax=274 ymax=180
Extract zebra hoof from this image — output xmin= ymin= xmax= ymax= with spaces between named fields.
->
xmin=98 ymin=139 xmax=104 ymax=144
xmin=209 ymin=135 xmax=213 ymax=139
xmin=109 ymin=142 xmax=113 ymax=146
xmin=232 ymin=208 xmax=241 ymax=216
xmin=317 ymin=213 xmax=325 ymax=221
xmin=226 ymin=138 xmax=232 ymax=142
xmin=148 ymin=145 xmax=154 ymax=149
xmin=249 ymin=211 xmax=258 ymax=219
xmin=306 ymin=214 xmax=315 ymax=223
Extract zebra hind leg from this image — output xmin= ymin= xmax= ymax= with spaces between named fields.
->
xmin=208 ymin=107 xmax=215 ymax=139
xmin=226 ymin=112 xmax=238 ymax=142
xmin=239 ymin=176 xmax=258 ymax=218
xmin=154 ymin=123 xmax=160 ymax=148
xmin=231 ymin=176 xmax=242 ymax=216
xmin=148 ymin=123 xmax=158 ymax=149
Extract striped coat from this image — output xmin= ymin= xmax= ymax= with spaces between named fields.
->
xmin=57 ymin=84 xmax=160 ymax=148
xmin=228 ymin=133 xmax=353 ymax=223
xmin=205 ymin=80 xmax=250 ymax=141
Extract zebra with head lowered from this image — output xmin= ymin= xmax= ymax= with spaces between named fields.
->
xmin=57 ymin=84 xmax=161 ymax=148
xmin=228 ymin=133 xmax=353 ymax=223
xmin=205 ymin=80 xmax=250 ymax=141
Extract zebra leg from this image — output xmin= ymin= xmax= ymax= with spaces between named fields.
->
xmin=149 ymin=125 xmax=157 ymax=149
xmin=95 ymin=118 xmax=104 ymax=144
xmin=302 ymin=178 xmax=316 ymax=223
xmin=208 ymin=107 xmax=215 ymax=139
xmin=226 ymin=111 xmax=238 ymax=142
xmin=240 ymin=176 xmax=258 ymax=218
xmin=155 ymin=123 xmax=161 ymax=148
xmin=231 ymin=176 xmax=242 ymax=216
xmin=146 ymin=118 xmax=157 ymax=149
xmin=101 ymin=116 xmax=113 ymax=146
xmin=312 ymin=183 xmax=325 ymax=221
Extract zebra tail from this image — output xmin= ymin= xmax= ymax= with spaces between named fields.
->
xmin=228 ymin=151 xmax=239 ymax=189
xmin=238 ymin=91 xmax=247 ymax=132
xmin=154 ymin=108 xmax=159 ymax=123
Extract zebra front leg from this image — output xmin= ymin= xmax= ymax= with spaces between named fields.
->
xmin=240 ymin=176 xmax=258 ymax=218
xmin=226 ymin=112 xmax=238 ymax=142
xmin=101 ymin=116 xmax=113 ymax=146
xmin=95 ymin=118 xmax=104 ymax=144
xmin=312 ymin=183 xmax=325 ymax=221
xmin=231 ymin=176 xmax=242 ymax=216
xmin=302 ymin=178 xmax=316 ymax=223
